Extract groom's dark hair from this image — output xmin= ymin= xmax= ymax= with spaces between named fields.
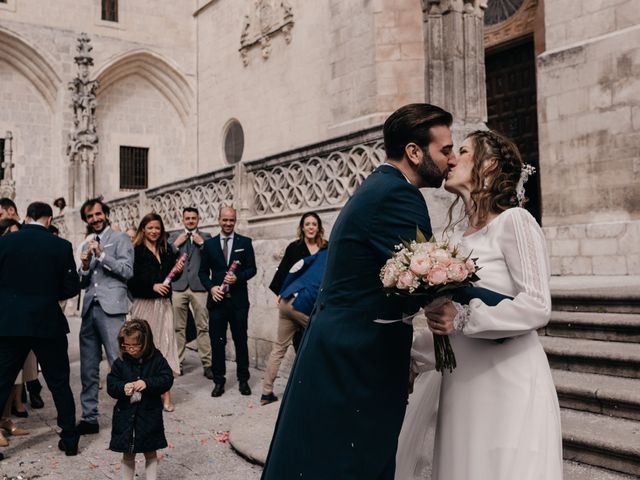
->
xmin=383 ymin=104 xmax=453 ymax=160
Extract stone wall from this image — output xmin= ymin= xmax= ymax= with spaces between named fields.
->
xmin=537 ymin=8 xmax=640 ymax=275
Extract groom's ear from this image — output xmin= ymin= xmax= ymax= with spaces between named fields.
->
xmin=404 ymin=142 xmax=422 ymax=167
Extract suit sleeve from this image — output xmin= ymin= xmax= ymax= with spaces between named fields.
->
xmin=99 ymin=234 xmax=134 ymax=281
xmin=60 ymin=242 xmax=81 ymax=300
xmin=198 ymin=243 xmax=214 ymax=291
xmin=235 ymin=238 xmax=257 ymax=283
xmin=370 ymin=183 xmax=431 ymax=314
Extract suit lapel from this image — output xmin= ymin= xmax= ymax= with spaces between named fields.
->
xmin=211 ymin=234 xmax=226 ymax=266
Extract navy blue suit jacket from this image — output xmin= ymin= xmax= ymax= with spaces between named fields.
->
xmin=0 ymin=224 xmax=79 ymax=337
xmin=198 ymin=233 xmax=257 ymax=309
xmin=262 ymin=165 xmax=432 ymax=480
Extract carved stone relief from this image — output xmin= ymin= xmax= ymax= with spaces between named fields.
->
xmin=484 ymin=0 xmax=537 ymax=49
xmin=239 ymin=0 xmax=294 ymax=66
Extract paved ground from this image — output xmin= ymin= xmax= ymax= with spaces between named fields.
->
xmin=0 ymin=346 xmax=277 ymax=480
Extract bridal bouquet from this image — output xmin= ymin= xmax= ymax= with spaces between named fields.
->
xmin=380 ymin=228 xmax=480 ymax=372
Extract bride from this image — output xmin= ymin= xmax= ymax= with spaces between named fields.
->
xmin=396 ymin=130 xmax=563 ymax=480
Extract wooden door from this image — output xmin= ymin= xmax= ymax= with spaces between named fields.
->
xmin=485 ymin=38 xmax=541 ymax=223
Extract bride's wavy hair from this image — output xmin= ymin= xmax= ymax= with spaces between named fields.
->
xmin=445 ymin=130 xmax=524 ymax=234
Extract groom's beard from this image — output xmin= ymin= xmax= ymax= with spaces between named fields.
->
xmin=417 ymin=148 xmax=446 ymax=188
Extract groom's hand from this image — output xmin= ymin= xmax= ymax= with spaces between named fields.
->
xmin=425 ymin=300 xmax=455 ymax=335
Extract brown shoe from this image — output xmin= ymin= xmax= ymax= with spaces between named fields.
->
xmin=0 ymin=419 xmax=29 ymax=436
xmin=0 ymin=431 xmax=8 ymax=447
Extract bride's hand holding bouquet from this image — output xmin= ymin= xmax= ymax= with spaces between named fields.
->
xmin=380 ymin=227 xmax=480 ymax=373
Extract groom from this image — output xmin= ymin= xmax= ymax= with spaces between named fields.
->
xmin=261 ymin=104 xmax=454 ymax=479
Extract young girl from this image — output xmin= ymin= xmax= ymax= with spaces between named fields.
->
xmin=107 ymin=319 xmax=174 ymax=480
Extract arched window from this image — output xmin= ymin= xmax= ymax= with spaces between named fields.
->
xmin=224 ymin=119 xmax=245 ymax=164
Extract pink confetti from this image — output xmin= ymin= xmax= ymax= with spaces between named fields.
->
xmin=200 ymin=437 xmax=209 ymax=444
xmin=214 ymin=431 xmax=230 ymax=443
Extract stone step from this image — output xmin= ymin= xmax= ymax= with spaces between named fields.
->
xmin=563 ymin=460 xmax=639 ymax=480
xmin=541 ymin=336 xmax=640 ymax=379
xmin=552 ymin=291 xmax=640 ymax=314
xmin=552 ymin=369 xmax=640 ymax=421
xmin=543 ymin=311 xmax=640 ymax=343
xmin=561 ymin=409 xmax=640 ymax=477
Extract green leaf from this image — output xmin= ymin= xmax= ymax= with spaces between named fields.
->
xmin=416 ymin=226 xmax=427 ymax=244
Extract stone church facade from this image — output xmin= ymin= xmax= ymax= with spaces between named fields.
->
xmin=1 ymin=0 xmax=638 ymax=367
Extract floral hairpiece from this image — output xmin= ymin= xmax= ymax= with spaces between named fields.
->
xmin=516 ymin=164 xmax=536 ymax=207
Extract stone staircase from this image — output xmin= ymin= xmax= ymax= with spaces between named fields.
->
xmin=540 ymin=286 xmax=640 ymax=478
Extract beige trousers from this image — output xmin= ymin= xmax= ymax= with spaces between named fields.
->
xmin=262 ymin=298 xmax=309 ymax=395
xmin=172 ymin=289 xmax=212 ymax=369
xmin=14 ymin=351 xmax=38 ymax=384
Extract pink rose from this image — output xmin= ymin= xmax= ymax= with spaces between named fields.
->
xmin=430 ymin=248 xmax=452 ymax=267
xmin=426 ymin=266 xmax=448 ymax=285
xmin=447 ymin=261 xmax=468 ymax=282
xmin=465 ymin=258 xmax=476 ymax=274
xmin=382 ymin=261 xmax=399 ymax=288
xmin=409 ymin=253 xmax=432 ymax=277
xmin=396 ymin=270 xmax=419 ymax=290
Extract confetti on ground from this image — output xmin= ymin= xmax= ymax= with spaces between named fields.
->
xmin=215 ymin=431 xmax=230 ymax=443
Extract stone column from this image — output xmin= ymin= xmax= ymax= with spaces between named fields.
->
xmin=67 ymin=33 xmax=99 ymax=207
xmin=0 ymin=131 xmax=15 ymax=199
xmin=422 ymin=0 xmax=487 ymax=128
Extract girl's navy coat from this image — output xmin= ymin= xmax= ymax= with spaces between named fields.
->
xmin=107 ymin=350 xmax=173 ymax=453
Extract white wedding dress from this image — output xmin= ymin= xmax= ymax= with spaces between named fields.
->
xmin=396 ymin=207 xmax=563 ymax=480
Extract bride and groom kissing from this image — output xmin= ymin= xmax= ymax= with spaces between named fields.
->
xmin=261 ymin=104 xmax=563 ymax=480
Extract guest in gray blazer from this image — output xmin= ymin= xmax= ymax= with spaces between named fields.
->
xmin=169 ymin=207 xmax=213 ymax=378
xmin=77 ymin=198 xmax=134 ymax=436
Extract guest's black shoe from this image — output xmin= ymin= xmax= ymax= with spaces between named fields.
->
xmin=76 ymin=421 xmax=99 ymax=435
xmin=11 ymin=406 xmax=28 ymax=418
xmin=203 ymin=367 xmax=213 ymax=380
xmin=29 ymin=392 xmax=44 ymax=409
xmin=260 ymin=393 xmax=278 ymax=406
xmin=58 ymin=436 xmax=79 ymax=456
xmin=180 ymin=365 xmax=184 ymax=376
xmin=211 ymin=384 xmax=225 ymax=397
xmin=239 ymin=381 xmax=252 ymax=396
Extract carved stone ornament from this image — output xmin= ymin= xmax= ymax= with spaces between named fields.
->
xmin=0 ymin=131 xmax=15 ymax=200
xmin=67 ymin=33 xmax=100 ymax=206
xmin=484 ymin=0 xmax=537 ymax=49
xmin=239 ymin=0 xmax=294 ymax=66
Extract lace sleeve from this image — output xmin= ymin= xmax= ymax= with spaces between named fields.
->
xmin=463 ymin=208 xmax=552 ymax=340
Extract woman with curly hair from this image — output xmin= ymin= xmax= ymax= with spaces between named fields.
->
xmin=396 ymin=130 xmax=562 ymax=480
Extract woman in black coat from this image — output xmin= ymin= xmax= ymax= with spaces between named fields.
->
xmin=107 ymin=319 xmax=173 ymax=480
xmin=128 ymin=212 xmax=184 ymax=411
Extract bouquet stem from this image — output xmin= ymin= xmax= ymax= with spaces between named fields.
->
xmin=434 ymin=334 xmax=456 ymax=373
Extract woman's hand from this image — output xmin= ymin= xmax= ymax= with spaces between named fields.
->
xmin=175 ymin=257 xmax=185 ymax=273
xmin=424 ymin=300 xmax=456 ymax=335
xmin=153 ymin=283 xmax=171 ymax=296
xmin=124 ymin=383 xmax=134 ymax=396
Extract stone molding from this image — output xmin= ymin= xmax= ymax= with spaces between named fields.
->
xmin=239 ymin=0 xmax=294 ymax=66
xmin=87 ymin=127 xmax=383 ymax=232
xmin=0 ymin=26 xmax=61 ymax=110
xmin=95 ymin=49 xmax=193 ymax=123
xmin=484 ymin=0 xmax=537 ymax=49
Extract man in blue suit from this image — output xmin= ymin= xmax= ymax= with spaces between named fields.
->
xmin=0 ymin=202 xmax=81 ymax=456
xmin=262 ymin=104 xmax=454 ymax=480
xmin=77 ymin=198 xmax=134 ymax=435
xmin=199 ymin=206 xmax=257 ymax=398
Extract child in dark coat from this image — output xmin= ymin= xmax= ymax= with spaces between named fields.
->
xmin=107 ymin=319 xmax=173 ymax=480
